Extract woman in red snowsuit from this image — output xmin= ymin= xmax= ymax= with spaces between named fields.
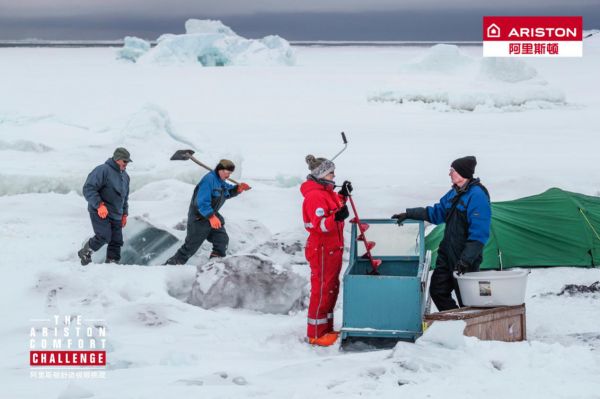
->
xmin=301 ymin=155 xmax=351 ymax=346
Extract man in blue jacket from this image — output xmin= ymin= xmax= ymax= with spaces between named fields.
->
xmin=392 ymin=156 xmax=491 ymax=311
xmin=78 ymin=147 xmax=131 ymax=265
xmin=164 ymin=159 xmax=250 ymax=265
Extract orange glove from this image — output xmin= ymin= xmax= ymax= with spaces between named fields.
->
xmin=97 ymin=202 xmax=108 ymax=219
xmin=208 ymin=215 xmax=222 ymax=229
xmin=121 ymin=214 xmax=128 ymax=227
xmin=237 ymin=182 xmax=251 ymax=193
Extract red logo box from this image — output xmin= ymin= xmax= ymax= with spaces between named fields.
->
xmin=30 ymin=351 xmax=106 ymax=366
xmin=483 ymin=16 xmax=583 ymax=57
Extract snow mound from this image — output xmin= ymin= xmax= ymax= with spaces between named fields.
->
xmin=0 ymin=105 xmax=203 ymax=196
xmin=402 ymin=44 xmax=473 ymax=73
xmin=418 ymin=320 xmax=467 ymax=349
xmin=121 ymin=19 xmax=295 ymax=66
xmin=479 ymin=58 xmax=538 ymax=83
xmin=370 ymin=86 xmax=565 ymax=112
xmin=0 ymin=139 xmax=53 ymax=153
xmin=118 ymin=104 xmax=194 ymax=147
xmin=117 ymin=36 xmax=151 ymax=62
xmin=248 ymin=230 xmax=307 ymax=267
xmin=390 ymin=332 xmax=599 ymax=397
xmin=188 ymin=254 xmax=307 ymax=314
xmin=372 ymin=44 xmax=564 ymax=112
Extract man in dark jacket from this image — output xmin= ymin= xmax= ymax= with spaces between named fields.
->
xmin=78 ymin=147 xmax=131 ymax=265
xmin=164 ymin=159 xmax=250 ymax=265
xmin=392 ymin=156 xmax=491 ymax=311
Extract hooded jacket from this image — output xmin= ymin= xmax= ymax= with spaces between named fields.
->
xmin=83 ymin=158 xmax=130 ymax=220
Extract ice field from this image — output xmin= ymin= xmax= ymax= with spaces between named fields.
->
xmin=1 ymin=31 xmax=599 ymax=398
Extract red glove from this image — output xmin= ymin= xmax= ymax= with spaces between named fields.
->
xmin=208 ymin=215 xmax=222 ymax=229
xmin=237 ymin=183 xmax=251 ymax=193
xmin=97 ymin=202 xmax=108 ymax=219
xmin=121 ymin=214 xmax=128 ymax=227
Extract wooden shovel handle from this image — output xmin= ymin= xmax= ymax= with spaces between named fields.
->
xmin=189 ymin=155 xmax=241 ymax=185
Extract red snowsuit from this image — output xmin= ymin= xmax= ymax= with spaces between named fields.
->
xmin=300 ymin=178 xmax=346 ymax=339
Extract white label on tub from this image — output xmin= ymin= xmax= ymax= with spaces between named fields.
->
xmin=479 ymin=281 xmax=492 ymax=296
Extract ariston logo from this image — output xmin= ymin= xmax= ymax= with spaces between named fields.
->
xmin=483 ymin=16 xmax=583 ymax=57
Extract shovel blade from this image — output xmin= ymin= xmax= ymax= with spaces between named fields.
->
xmin=170 ymin=149 xmax=195 ymax=161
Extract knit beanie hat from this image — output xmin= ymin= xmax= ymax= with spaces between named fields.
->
xmin=215 ymin=159 xmax=235 ymax=172
xmin=451 ymin=156 xmax=477 ymax=179
xmin=306 ymin=155 xmax=335 ymax=179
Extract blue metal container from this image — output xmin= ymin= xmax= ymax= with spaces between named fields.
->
xmin=341 ymin=219 xmax=430 ymax=343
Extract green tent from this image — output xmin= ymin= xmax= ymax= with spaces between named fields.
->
xmin=424 ymin=188 xmax=600 ymax=269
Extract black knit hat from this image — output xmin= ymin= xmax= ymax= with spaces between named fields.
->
xmin=451 ymin=156 xmax=477 ymax=179
xmin=215 ymin=159 xmax=235 ymax=172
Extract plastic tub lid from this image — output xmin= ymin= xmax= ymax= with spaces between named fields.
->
xmin=454 ymin=269 xmax=529 ymax=280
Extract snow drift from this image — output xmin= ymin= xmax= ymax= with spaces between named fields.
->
xmin=371 ymin=44 xmax=565 ymax=112
xmin=117 ymin=19 xmax=295 ymax=66
xmin=0 ymin=105 xmax=206 ymax=196
xmin=401 ymin=44 xmax=473 ymax=73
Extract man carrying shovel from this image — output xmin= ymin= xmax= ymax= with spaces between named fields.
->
xmin=165 ymin=157 xmax=250 ymax=265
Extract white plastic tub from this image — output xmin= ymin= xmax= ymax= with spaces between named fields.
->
xmin=454 ymin=269 xmax=529 ymax=307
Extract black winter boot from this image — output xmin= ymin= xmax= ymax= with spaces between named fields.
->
xmin=78 ymin=241 xmax=93 ymax=266
xmin=164 ymin=256 xmax=184 ymax=266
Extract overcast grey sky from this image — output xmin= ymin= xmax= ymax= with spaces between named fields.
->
xmin=0 ymin=0 xmax=598 ymax=40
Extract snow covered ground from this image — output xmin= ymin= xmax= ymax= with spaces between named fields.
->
xmin=1 ymin=35 xmax=600 ymax=398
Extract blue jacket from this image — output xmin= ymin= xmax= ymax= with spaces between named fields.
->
xmin=426 ymin=180 xmax=491 ymax=245
xmin=408 ymin=178 xmax=491 ymax=271
xmin=188 ymin=170 xmax=239 ymax=220
xmin=83 ymin=158 xmax=130 ymax=220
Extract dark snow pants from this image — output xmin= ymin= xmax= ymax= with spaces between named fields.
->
xmin=88 ymin=211 xmax=123 ymax=261
xmin=429 ymin=265 xmax=462 ymax=311
xmin=168 ymin=214 xmax=229 ymax=264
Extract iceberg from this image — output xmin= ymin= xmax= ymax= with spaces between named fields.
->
xmin=118 ymin=19 xmax=295 ymax=66
xmin=117 ymin=36 xmax=151 ymax=62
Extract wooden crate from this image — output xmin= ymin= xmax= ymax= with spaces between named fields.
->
xmin=424 ymin=304 xmax=526 ymax=342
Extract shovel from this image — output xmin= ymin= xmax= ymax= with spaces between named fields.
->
xmin=170 ymin=149 xmax=248 ymax=188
